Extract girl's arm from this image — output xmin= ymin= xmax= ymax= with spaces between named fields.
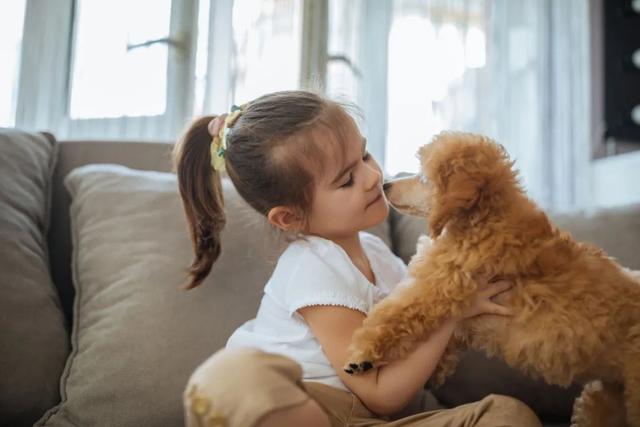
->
xmin=299 ymin=305 xmax=455 ymax=415
xmin=297 ymin=278 xmax=512 ymax=416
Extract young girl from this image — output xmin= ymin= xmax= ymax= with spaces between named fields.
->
xmin=173 ymin=90 xmax=542 ymax=427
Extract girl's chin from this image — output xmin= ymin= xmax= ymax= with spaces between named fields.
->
xmin=366 ymin=203 xmax=389 ymax=226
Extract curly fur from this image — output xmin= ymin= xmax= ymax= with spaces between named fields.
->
xmin=345 ymin=132 xmax=640 ymax=427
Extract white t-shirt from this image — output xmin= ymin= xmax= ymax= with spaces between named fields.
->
xmin=226 ymin=231 xmax=409 ymax=391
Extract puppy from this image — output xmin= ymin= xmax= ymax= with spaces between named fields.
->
xmin=344 ymin=132 xmax=640 ymax=427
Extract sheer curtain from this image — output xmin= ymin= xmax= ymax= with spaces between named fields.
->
xmin=485 ymin=0 xmax=591 ymax=211
xmin=385 ymin=0 xmax=591 ymax=212
xmin=196 ymin=0 xmax=304 ymax=116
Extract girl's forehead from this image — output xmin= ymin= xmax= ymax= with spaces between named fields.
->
xmin=291 ymin=104 xmax=361 ymax=186
xmin=312 ymin=123 xmax=364 ymax=186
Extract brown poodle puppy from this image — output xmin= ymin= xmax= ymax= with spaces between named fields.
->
xmin=344 ymin=132 xmax=640 ymax=427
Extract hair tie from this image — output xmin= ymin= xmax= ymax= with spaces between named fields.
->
xmin=209 ymin=104 xmax=247 ymax=172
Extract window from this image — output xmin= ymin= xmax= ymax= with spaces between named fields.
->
xmin=230 ymin=0 xmax=302 ymax=104
xmin=0 ymin=0 xmax=27 ymax=127
xmin=69 ymin=0 xmax=172 ymax=119
xmin=15 ymin=0 xmax=197 ymax=140
xmin=326 ymin=0 xmax=362 ymax=102
xmin=325 ymin=0 xmax=391 ymax=169
xmin=194 ymin=0 xmax=303 ymax=117
xmin=385 ymin=0 xmax=488 ymax=175
xmin=62 ymin=0 xmax=196 ymax=139
xmin=9 ymin=0 xmax=592 ymax=210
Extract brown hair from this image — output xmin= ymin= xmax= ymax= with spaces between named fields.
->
xmin=172 ymin=90 xmax=354 ymax=290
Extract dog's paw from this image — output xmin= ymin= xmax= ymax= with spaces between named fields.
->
xmin=571 ymin=381 xmax=598 ymax=427
xmin=570 ymin=381 xmax=626 ymax=427
xmin=343 ymin=348 xmax=382 ymax=375
xmin=343 ymin=361 xmax=375 ymax=375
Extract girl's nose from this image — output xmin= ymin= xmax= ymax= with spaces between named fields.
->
xmin=364 ymin=161 xmax=382 ymax=189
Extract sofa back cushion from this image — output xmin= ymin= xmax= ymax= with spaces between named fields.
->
xmin=0 ymin=129 xmax=69 ymax=427
xmin=48 ymin=140 xmax=176 ymax=325
xmin=37 ymin=163 xmax=390 ymax=427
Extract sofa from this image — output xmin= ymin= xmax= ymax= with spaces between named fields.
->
xmin=2 ymin=128 xmax=639 ymax=427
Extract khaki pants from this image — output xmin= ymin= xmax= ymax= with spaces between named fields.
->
xmin=183 ymin=347 xmax=542 ymax=427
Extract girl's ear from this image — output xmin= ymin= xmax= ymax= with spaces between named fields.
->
xmin=267 ymin=206 xmax=305 ymax=232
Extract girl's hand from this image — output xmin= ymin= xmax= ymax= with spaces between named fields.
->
xmin=457 ymin=275 xmax=514 ymax=320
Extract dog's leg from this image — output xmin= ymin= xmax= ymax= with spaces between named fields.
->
xmin=343 ymin=282 xmax=464 ymax=374
xmin=343 ymin=293 xmax=435 ymax=374
xmin=570 ymin=381 xmax=626 ymax=427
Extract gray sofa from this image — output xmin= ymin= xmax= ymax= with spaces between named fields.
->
xmin=2 ymin=128 xmax=639 ymax=427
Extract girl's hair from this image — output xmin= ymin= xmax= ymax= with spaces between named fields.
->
xmin=172 ymin=90 xmax=354 ymax=290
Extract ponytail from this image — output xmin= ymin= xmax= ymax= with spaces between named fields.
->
xmin=172 ymin=115 xmax=226 ymax=290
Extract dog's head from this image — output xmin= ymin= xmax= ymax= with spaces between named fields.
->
xmin=384 ymin=132 xmax=520 ymax=238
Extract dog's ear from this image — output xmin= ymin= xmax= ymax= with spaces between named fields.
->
xmin=428 ymin=172 xmax=482 ymax=237
xmin=424 ymin=133 xmax=515 ymax=238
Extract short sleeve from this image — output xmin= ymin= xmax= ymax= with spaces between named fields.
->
xmin=268 ymin=242 xmax=372 ymax=318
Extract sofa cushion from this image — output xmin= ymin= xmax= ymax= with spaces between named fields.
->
xmin=389 ymin=203 xmax=640 ymax=421
xmin=36 ymin=164 xmax=391 ymax=427
xmin=48 ymin=140 xmax=177 ymax=326
xmin=0 ymin=129 xmax=69 ymax=427
xmin=391 ymin=203 xmax=640 ymax=270
xmin=552 ymin=203 xmax=640 ymax=269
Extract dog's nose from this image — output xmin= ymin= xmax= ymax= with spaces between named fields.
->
xmin=383 ymin=182 xmax=393 ymax=192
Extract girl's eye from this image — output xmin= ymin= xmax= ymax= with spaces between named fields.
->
xmin=340 ymin=152 xmax=371 ymax=188
xmin=341 ymin=174 xmax=354 ymax=188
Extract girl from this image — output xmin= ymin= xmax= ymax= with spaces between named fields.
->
xmin=173 ymin=90 xmax=542 ymax=427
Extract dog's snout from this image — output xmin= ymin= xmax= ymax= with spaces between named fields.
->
xmin=383 ymin=182 xmax=393 ymax=192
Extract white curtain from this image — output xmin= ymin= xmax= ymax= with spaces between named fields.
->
xmin=385 ymin=0 xmax=591 ymax=212
xmin=484 ymin=0 xmax=591 ymax=211
xmin=15 ymin=0 xmax=198 ymax=142
xmin=12 ymin=0 xmax=591 ymax=213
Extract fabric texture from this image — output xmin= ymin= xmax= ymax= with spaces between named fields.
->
xmin=35 ymin=163 xmax=391 ymax=427
xmin=184 ymin=347 xmax=542 ymax=427
xmin=226 ymin=232 xmax=408 ymax=391
xmin=47 ymin=140 xmax=176 ymax=325
xmin=0 ymin=129 xmax=69 ymax=427
xmin=184 ymin=347 xmax=311 ymax=427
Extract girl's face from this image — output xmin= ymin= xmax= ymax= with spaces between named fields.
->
xmin=305 ymin=116 xmax=389 ymax=241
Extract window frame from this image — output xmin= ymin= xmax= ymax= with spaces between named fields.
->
xmin=12 ymin=0 xmax=390 ymax=165
xmin=15 ymin=0 xmax=198 ymax=141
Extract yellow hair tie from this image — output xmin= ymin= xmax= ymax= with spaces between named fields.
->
xmin=210 ymin=104 xmax=247 ymax=172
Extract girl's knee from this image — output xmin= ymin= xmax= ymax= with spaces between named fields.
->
xmin=186 ymin=347 xmax=300 ymax=389
xmin=184 ymin=347 xmax=308 ymax=427
xmin=484 ymin=394 xmax=542 ymax=427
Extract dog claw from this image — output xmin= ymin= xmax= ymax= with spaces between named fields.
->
xmin=343 ymin=361 xmax=374 ymax=375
